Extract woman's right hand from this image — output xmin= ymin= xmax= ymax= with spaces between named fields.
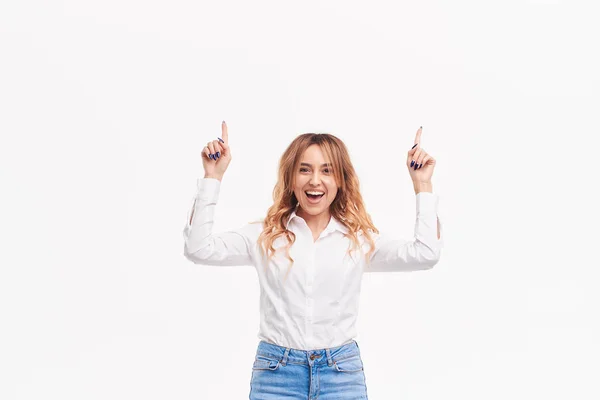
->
xmin=202 ymin=121 xmax=232 ymax=179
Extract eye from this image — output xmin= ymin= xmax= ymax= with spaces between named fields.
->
xmin=323 ymin=168 xmax=331 ymax=173
xmin=300 ymin=168 xmax=309 ymax=172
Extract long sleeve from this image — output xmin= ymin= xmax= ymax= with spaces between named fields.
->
xmin=182 ymin=178 xmax=255 ymax=267
xmin=364 ymin=192 xmax=444 ymax=273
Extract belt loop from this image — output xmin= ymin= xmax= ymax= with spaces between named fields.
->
xmin=325 ymin=347 xmax=333 ymax=367
xmin=281 ymin=347 xmax=290 ymax=366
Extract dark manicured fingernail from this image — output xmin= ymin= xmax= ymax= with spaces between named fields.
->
xmin=410 ymin=160 xmax=415 ymax=167
xmin=413 ymin=163 xmax=418 ymax=170
xmin=209 ymin=154 xmax=214 ymax=160
xmin=412 ymin=143 xmax=418 ymax=149
xmin=218 ymin=137 xmax=224 ymax=143
xmin=215 ymin=152 xmax=220 ymax=158
xmin=418 ymin=163 xmax=422 ymax=169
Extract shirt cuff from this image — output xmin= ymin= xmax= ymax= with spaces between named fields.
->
xmin=415 ymin=191 xmax=439 ymax=216
xmin=416 ymin=191 xmax=443 ymax=247
xmin=197 ymin=177 xmax=221 ymax=203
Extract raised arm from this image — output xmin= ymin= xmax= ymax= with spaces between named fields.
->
xmin=182 ymin=121 xmax=255 ymax=267
xmin=364 ymin=126 xmax=444 ymax=272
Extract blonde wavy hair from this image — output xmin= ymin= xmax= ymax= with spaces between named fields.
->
xmin=250 ymin=133 xmax=379 ymax=281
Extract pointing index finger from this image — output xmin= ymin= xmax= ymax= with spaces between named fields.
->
xmin=414 ymin=126 xmax=422 ymax=146
xmin=221 ymin=120 xmax=228 ymax=144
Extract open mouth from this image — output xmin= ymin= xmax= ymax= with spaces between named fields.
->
xmin=305 ymin=191 xmax=325 ymax=203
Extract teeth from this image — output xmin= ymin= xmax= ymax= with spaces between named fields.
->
xmin=306 ymin=191 xmax=324 ymax=195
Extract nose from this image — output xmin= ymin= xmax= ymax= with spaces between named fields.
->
xmin=309 ymin=172 xmax=322 ymax=185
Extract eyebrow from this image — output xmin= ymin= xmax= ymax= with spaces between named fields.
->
xmin=300 ymin=162 xmax=332 ymax=167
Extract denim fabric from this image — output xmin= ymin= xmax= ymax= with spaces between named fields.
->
xmin=249 ymin=339 xmax=369 ymax=399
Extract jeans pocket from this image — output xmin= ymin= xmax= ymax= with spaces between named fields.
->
xmin=252 ymin=354 xmax=281 ymax=371
xmin=333 ymin=355 xmax=364 ymax=372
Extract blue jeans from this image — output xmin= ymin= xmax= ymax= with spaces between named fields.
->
xmin=249 ymin=339 xmax=369 ymax=399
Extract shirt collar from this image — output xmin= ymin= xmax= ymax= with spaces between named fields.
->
xmin=286 ymin=205 xmax=349 ymax=235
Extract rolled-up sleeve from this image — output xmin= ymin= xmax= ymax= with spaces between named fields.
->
xmin=364 ymin=192 xmax=444 ymax=273
xmin=183 ymin=178 xmax=255 ymax=267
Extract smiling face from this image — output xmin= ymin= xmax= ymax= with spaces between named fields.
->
xmin=293 ymin=144 xmax=339 ymax=220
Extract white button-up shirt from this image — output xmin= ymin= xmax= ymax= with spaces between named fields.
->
xmin=183 ymin=178 xmax=444 ymax=351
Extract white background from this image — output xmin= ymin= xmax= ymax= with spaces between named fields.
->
xmin=1 ymin=0 xmax=599 ymax=399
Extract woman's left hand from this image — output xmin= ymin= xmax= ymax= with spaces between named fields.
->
xmin=406 ymin=126 xmax=436 ymax=183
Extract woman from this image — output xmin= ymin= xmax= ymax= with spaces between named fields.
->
xmin=183 ymin=121 xmax=443 ymax=399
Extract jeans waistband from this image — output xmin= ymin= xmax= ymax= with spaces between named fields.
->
xmin=255 ymin=339 xmax=361 ymax=367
